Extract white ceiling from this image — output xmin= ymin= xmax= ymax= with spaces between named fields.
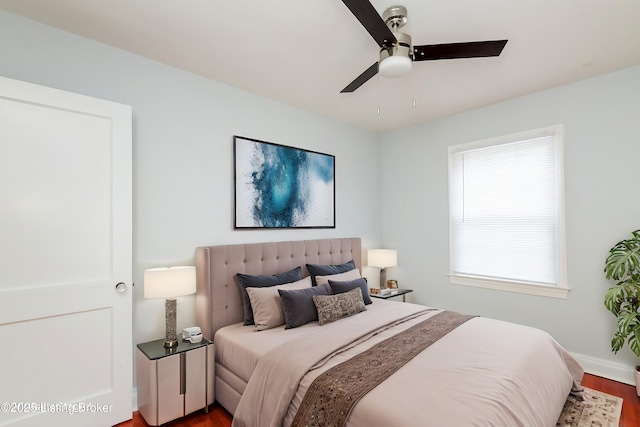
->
xmin=1 ymin=0 xmax=639 ymax=133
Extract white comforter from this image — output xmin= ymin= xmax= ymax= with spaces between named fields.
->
xmin=232 ymin=301 xmax=583 ymax=427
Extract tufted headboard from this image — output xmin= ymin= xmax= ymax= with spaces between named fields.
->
xmin=195 ymin=238 xmax=362 ymax=340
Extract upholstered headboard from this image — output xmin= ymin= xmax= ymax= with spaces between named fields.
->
xmin=195 ymin=238 xmax=362 ymax=340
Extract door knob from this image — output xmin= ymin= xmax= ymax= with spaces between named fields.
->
xmin=115 ymin=282 xmax=127 ymax=293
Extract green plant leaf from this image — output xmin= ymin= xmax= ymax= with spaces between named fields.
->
xmin=604 ymin=287 xmax=622 ymax=316
xmin=604 ymin=281 xmax=640 ymax=316
xmin=628 ymin=329 xmax=640 ymax=358
xmin=619 ymin=279 xmax=640 ymax=297
xmin=604 ymin=240 xmax=640 ymax=280
xmin=611 ymin=334 xmax=625 ymax=353
xmin=617 ymin=311 xmax=639 ymax=335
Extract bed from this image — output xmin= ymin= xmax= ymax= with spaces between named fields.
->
xmin=195 ymin=237 xmax=584 ymax=427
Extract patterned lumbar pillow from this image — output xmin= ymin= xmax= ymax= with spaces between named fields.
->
xmin=312 ymin=287 xmax=366 ymax=326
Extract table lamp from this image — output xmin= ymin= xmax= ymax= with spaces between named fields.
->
xmin=144 ymin=266 xmax=196 ymax=348
xmin=368 ymin=249 xmax=398 ymax=290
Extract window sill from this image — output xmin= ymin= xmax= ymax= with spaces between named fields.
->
xmin=449 ymin=274 xmax=570 ymax=299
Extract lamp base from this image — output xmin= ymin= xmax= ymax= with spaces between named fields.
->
xmin=163 ymin=339 xmax=178 ymax=349
xmin=164 ymin=298 xmax=178 ymax=349
xmin=380 ymin=268 xmax=387 ymax=290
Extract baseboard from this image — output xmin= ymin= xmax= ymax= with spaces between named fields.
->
xmin=571 ymin=352 xmax=635 ymax=386
xmin=132 ymin=387 xmax=138 ymax=412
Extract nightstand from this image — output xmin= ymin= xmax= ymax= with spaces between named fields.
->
xmin=370 ymin=288 xmax=413 ymax=302
xmin=136 ymin=338 xmax=214 ymax=426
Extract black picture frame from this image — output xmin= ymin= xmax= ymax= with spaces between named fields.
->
xmin=233 ymin=136 xmax=336 ymax=229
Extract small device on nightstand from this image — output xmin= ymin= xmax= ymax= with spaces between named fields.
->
xmin=182 ymin=327 xmax=203 ymax=343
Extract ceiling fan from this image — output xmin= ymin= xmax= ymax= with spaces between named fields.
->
xmin=340 ymin=0 xmax=508 ymax=93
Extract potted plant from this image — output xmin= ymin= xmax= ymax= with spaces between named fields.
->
xmin=603 ymin=229 xmax=640 ymax=395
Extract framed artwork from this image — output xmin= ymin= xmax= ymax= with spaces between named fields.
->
xmin=234 ymin=136 xmax=335 ymax=229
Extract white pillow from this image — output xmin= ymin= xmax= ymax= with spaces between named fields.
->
xmin=314 ymin=269 xmax=361 ymax=286
xmin=246 ymin=276 xmax=312 ymax=331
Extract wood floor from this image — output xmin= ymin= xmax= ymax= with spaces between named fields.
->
xmin=118 ymin=373 xmax=639 ymax=427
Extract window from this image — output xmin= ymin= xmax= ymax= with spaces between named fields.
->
xmin=448 ymin=125 xmax=568 ymax=298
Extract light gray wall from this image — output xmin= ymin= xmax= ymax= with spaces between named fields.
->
xmin=380 ymin=65 xmax=640 ymax=376
xmin=0 ymin=11 xmax=382 ymax=346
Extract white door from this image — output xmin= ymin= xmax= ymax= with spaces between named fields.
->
xmin=0 ymin=76 xmax=132 ymax=426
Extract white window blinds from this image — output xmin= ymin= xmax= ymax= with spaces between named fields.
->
xmin=449 ymin=125 xmax=567 ymax=293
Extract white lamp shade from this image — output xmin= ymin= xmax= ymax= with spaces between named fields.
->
xmin=144 ymin=266 xmax=196 ymax=299
xmin=368 ymin=249 xmax=398 ymax=268
xmin=379 ymin=55 xmax=412 ymax=78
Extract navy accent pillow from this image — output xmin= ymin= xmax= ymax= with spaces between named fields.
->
xmin=237 ymin=266 xmax=302 ymax=326
xmin=328 ymin=278 xmax=372 ymax=305
xmin=278 ymin=284 xmax=331 ymax=329
xmin=306 ymin=260 xmax=356 ymax=286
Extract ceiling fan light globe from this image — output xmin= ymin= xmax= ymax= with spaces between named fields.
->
xmin=379 ymin=55 xmax=412 ymax=78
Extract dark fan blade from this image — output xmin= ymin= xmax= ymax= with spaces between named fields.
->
xmin=413 ymin=40 xmax=508 ymax=61
xmin=341 ymin=62 xmax=379 ymax=93
xmin=342 ymin=0 xmax=396 ymax=48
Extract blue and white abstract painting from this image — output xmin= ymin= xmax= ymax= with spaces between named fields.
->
xmin=234 ymin=136 xmax=335 ymax=228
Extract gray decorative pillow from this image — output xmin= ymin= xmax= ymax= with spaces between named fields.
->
xmin=278 ymin=284 xmax=331 ymax=329
xmin=237 ymin=266 xmax=303 ymax=325
xmin=314 ymin=268 xmax=361 ymax=287
xmin=312 ymin=287 xmax=366 ymax=326
xmin=306 ymin=260 xmax=355 ymax=286
xmin=246 ymin=277 xmax=312 ymax=331
xmin=328 ymin=278 xmax=372 ymax=305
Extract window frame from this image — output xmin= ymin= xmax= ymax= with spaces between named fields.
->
xmin=447 ymin=125 xmax=569 ymax=299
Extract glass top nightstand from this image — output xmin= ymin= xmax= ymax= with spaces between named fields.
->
xmin=137 ymin=337 xmax=211 ymax=360
xmin=370 ymin=288 xmax=413 ymax=302
xmin=136 ymin=337 xmax=214 ymax=425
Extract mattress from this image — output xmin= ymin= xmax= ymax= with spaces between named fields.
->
xmin=213 ymin=302 xmax=348 ymax=413
xmin=214 ymin=302 xmax=351 ymax=383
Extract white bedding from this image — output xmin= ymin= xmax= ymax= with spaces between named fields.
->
xmin=229 ymin=300 xmax=584 ymax=427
